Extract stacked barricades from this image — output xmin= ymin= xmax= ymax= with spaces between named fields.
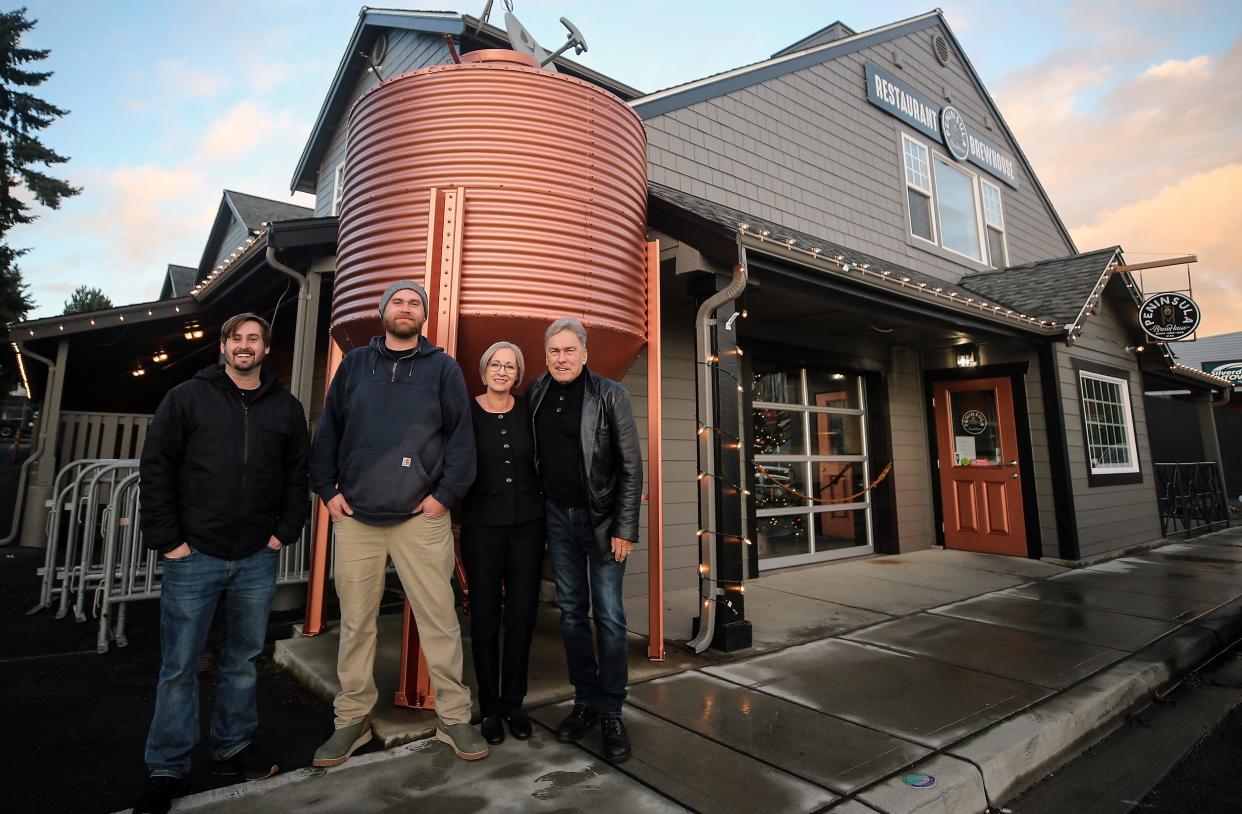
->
xmin=29 ymin=458 xmax=321 ymax=654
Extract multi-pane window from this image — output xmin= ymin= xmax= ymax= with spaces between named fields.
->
xmin=902 ymin=135 xmax=934 ymax=242
xmin=1079 ymin=371 xmax=1139 ymax=474
xmin=981 ymin=180 xmax=1007 ymax=267
xmin=752 ymin=362 xmax=873 ymax=567
xmin=933 ymin=157 xmax=983 ymax=261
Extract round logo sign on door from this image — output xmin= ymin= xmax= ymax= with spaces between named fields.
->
xmin=961 ymin=409 xmax=988 ymax=435
xmin=1139 ymin=293 xmax=1200 ymax=341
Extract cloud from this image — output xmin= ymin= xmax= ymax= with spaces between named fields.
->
xmin=1141 ymin=54 xmax=1212 ymax=80
xmin=196 ymin=100 xmax=301 ymax=163
xmin=1072 ymin=164 xmax=1242 ymax=337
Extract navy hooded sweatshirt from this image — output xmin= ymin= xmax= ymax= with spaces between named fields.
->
xmin=310 ymin=335 xmax=476 ymax=525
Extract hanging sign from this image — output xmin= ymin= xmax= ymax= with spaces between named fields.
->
xmin=961 ymin=409 xmax=988 ymax=435
xmin=1139 ymin=292 xmax=1200 ymax=341
xmin=1203 ymin=360 xmax=1242 ymax=387
xmin=864 ymin=62 xmax=1018 ymax=187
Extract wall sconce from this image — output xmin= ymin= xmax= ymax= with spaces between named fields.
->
xmin=1125 ymin=345 xmax=1146 ymax=354
xmin=131 ymin=365 xmax=146 ymax=377
xmin=955 ymin=344 xmax=979 ymax=368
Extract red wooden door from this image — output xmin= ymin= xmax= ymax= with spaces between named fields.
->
xmin=932 ymin=377 xmax=1028 ymax=556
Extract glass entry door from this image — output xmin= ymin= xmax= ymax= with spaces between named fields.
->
xmin=752 ymin=363 xmax=873 ymax=568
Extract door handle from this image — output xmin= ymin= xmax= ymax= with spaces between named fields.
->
xmin=1006 ymin=460 xmax=1018 ymax=466
xmin=1011 ymin=472 xmax=1019 ymax=479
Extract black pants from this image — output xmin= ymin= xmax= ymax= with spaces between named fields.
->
xmin=460 ymin=518 xmax=545 ymax=716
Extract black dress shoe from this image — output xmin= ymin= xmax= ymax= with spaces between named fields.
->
xmin=133 ymin=775 xmax=186 ymax=814
xmin=556 ymin=703 xmax=599 ymax=742
xmin=209 ymin=743 xmax=279 ymax=780
xmin=481 ymin=714 xmax=505 ymax=745
xmin=505 ymin=709 xmax=533 ymax=740
xmin=600 ymin=713 xmax=631 ymax=763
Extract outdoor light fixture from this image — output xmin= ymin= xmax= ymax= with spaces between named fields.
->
xmin=131 ymin=365 xmax=146 ymax=377
xmin=831 ymin=373 xmax=846 ymax=380
xmin=183 ymin=325 xmax=204 ymax=340
xmin=955 ymin=344 xmax=980 ymax=368
xmin=1125 ymin=345 xmax=1147 ymax=353
xmin=151 ymin=350 xmax=169 ymax=363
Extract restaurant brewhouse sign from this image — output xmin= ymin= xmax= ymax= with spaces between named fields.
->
xmin=1139 ymin=292 xmax=1200 ymax=341
xmin=864 ymin=62 xmax=1018 ymax=188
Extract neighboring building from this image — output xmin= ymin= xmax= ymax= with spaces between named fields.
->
xmin=8 ymin=9 xmax=1232 ymax=641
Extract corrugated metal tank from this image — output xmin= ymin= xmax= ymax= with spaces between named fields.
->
xmin=333 ymin=49 xmax=648 ymax=384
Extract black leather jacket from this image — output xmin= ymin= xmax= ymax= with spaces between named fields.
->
xmin=527 ymin=369 xmax=643 ymax=556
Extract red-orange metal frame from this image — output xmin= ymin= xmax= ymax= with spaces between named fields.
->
xmin=646 ymin=240 xmax=665 ymax=660
xmin=302 ymin=338 xmax=345 ymax=637
xmin=394 ymin=187 xmax=467 ymax=708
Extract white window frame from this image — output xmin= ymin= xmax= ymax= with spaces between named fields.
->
xmin=981 ymin=179 xmax=1008 ymax=267
xmin=932 ymin=155 xmax=986 ymax=263
xmin=754 ymin=369 xmax=874 ymax=570
xmin=901 ymin=134 xmax=937 ymax=245
xmin=1078 ymin=370 xmax=1140 ymax=475
xmin=331 ymin=163 xmax=346 ymax=217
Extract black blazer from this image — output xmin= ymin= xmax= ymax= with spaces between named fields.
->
xmin=459 ymin=395 xmax=543 ymax=526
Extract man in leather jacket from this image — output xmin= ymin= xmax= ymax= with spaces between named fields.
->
xmin=526 ymin=316 xmax=642 ymax=762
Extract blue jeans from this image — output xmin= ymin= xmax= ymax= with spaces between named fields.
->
xmin=545 ymin=501 xmax=628 ymax=714
xmin=145 ymin=545 xmax=279 ymax=778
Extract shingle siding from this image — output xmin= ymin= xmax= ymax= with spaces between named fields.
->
xmin=641 ymin=23 xmax=1074 ymax=287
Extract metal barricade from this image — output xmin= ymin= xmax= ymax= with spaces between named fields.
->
xmin=1156 ymin=461 xmax=1230 ymax=538
xmin=92 ymin=488 xmax=320 ymax=654
xmin=67 ymin=461 xmax=141 ymax=622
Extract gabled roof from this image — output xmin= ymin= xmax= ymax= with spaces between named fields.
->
xmin=290 ymin=7 xmax=641 ymax=195
xmin=196 ymin=190 xmax=311 ymax=280
xmin=649 ymin=181 xmax=1062 ymax=336
xmin=1171 ymin=330 xmax=1242 ymax=368
xmin=771 ymin=21 xmax=856 ymax=58
xmin=960 ymin=248 xmax=1122 ymax=325
xmin=630 ymin=9 xmax=1077 ymax=254
xmin=159 ymin=264 xmax=197 ymax=300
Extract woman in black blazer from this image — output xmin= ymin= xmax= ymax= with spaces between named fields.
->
xmin=460 ymin=341 xmax=545 ymax=744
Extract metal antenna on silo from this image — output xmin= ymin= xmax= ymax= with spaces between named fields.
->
xmin=539 ymin=17 xmax=587 ymax=66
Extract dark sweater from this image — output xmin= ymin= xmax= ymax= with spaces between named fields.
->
xmin=460 ymin=395 xmax=543 ymax=526
xmin=535 ymin=370 xmax=588 ymax=507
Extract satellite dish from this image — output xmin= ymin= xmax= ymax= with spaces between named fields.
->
xmin=539 ymin=16 xmax=588 ymax=66
xmin=504 ymin=11 xmax=558 ymax=71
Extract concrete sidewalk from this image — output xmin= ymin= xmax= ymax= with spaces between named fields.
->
xmin=167 ymin=528 xmax=1242 ymax=813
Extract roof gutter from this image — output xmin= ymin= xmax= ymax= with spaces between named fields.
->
xmin=265 ymin=241 xmax=309 ymax=406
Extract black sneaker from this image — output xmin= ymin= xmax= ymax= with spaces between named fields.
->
xmin=600 ymin=713 xmax=631 ymax=763
xmin=133 ymin=775 xmax=185 ymax=814
xmin=556 ymin=703 xmax=599 ymax=742
xmin=209 ymin=743 xmax=279 ymax=781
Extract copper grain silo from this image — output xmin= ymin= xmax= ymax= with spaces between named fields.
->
xmin=333 ymin=49 xmax=649 ymax=382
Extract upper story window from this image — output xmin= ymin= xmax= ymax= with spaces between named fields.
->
xmin=902 ymin=135 xmax=935 ymax=243
xmin=901 ymin=133 xmax=1007 ymax=268
xmin=981 ymin=180 xmax=1007 ymax=267
xmin=331 ymin=163 xmax=346 ymax=217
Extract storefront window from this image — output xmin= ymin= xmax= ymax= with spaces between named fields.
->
xmin=948 ymin=388 xmax=1002 ymax=466
xmin=752 ymin=361 xmax=873 ymax=567
xmin=1079 ymin=371 xmax=1139 ymax=474
xmin=934 ymin=157 xmax=983 ymax=261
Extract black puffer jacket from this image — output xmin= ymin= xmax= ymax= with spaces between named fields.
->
xmin=140 ymin=364 xmax=310 ymax=558
xmin=527 ymin=369 xmax=642 ymax=557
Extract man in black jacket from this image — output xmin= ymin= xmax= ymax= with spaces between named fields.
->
xmin=309 ymin=280 xmax=487 ymax=766
xmin=134 ymin=313 xmax=308 ymax=814
xmin=527 ymin=316 xmax=643 ymax=763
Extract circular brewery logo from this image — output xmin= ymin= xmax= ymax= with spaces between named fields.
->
xmin=940 ymin=105 xmax=970 ymax=162
xmin=1139 ymin=292 xmax=1200 ymax=341
xmin=961 ymin=409 xmax=988 ymax=435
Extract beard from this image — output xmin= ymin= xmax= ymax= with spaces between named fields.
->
xmin=384 ymin=314 xmax=424 ymax=339
xmin=228 ymin=349 xmax=263 ymax=371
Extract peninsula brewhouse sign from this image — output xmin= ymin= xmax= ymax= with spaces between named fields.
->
xmin=1139 ymin=293 xmax=1200 ymax=341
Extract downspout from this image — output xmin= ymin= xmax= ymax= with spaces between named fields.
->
xmin=1 ymin=344 xmax=56 ymax=545
xmin=687 ymin=229 xmax=749 ymax=654
xmin=265 ymin=241 xmax=308 ymax=402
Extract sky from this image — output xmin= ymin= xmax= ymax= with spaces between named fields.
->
xmin=9 ymin=0 xmax=1242 ymax=336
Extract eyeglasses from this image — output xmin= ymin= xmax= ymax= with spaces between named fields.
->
xmin=487 ymin=361 xmax=517 ymax=374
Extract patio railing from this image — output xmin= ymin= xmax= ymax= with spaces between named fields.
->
xmin=1155 ymin=462 xmax=1230 ymax=538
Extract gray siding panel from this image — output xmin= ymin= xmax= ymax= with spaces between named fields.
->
xmin=642 ymin=22 xmax=1073 ymax=288
xmin=888 ymin=348 xmax=933 ymax=551
xmin=1058 ymin=302 xmax=1162 ymax=558
xmin=313 ymin=31 xmax=451 ymax=216
xmin=209 ymin=217 xmax=250 ymax=270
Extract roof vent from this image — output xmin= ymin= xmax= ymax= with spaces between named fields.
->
xmin=370 ymin=32 xmax=390 ymax=67
xmin=932 ymin=33 xmax=951 ymax=66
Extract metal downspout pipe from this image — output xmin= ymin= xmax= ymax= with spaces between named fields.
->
xmin=2 ymin=344 xmax=56 ymax=545
xmin=687 ymin=231 xmax=749 ymax=654
xmin=265 ymin=242 xmax=308 ymax=405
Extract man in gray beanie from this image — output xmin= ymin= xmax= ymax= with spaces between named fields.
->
xmin=309 ymin=279 xmax=485 ymax=764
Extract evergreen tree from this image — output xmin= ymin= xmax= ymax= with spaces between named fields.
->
xmin=0 ymin=8 xmax=78 ymax=383
xmin=62 ymin=284 xmax=111 ymax=314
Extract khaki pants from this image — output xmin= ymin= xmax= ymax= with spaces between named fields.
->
xmin=331 ymin=512 xmax=472 ymax=727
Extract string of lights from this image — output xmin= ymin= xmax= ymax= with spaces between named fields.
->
xmin=754 ymin=460 xmax=894 ymax=505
